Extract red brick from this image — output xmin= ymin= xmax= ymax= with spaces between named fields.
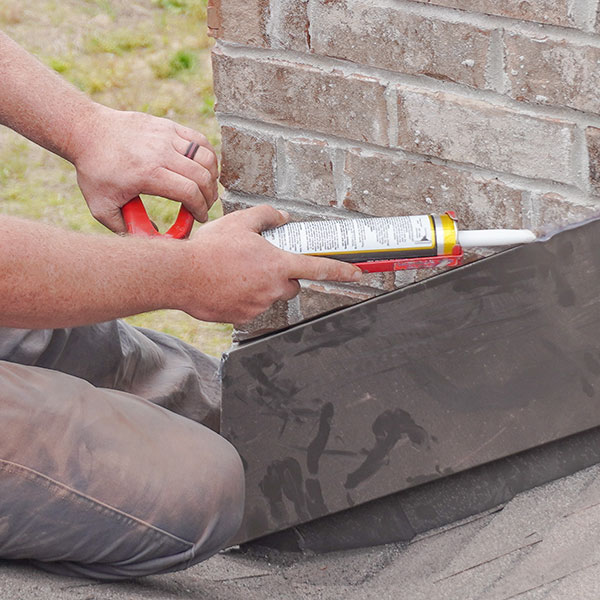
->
xmin=360 ymin=272 xmax=396 ymax=292
xmin=410 ymin=0 xmax=573 ymax=28
xmin=396 ymin=88 xmax=576 ymax=184
xmin=311 ymin=0 xmax=492 ymax=88
xmin=207 ymin=0 xmax=269 ymax=47
xmin=233 ymin=300 xmax=290 ymax=341
xmin=278 ymin=138 xmax=337 ymax=207
xmin=343 ymin=149 xmax=524 ymax=229
xmin=220 ymin=195 xmax=243 ymax=216
xmin=505 ymin=33 xmax=600 ymax=114
xmin=270 ymin=0 xmax=310 ymax=52
xmin=220 ymin=126 xmax=276 ymax=197
xmin=212 ymin=51 xmax=389 ymax=146
xmin=586 ymin=127 xmax=600 ymax=197
xmin=298 ymin=283 xmax=375 ymax=321
xmin=530 ymin=192 xmax=598 ymax=232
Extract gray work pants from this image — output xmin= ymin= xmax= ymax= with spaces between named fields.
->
xmin=0 ymin=321 xmax=244 ymax=580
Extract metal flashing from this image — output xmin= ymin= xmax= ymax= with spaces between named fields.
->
xmin=222 ymin=217 xmax=600 ymax=545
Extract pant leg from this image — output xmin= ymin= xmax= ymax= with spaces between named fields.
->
xmin=0 ymin=361 xmax=244 ymax=580
xmin=0 ymin=322 xmax=221 ymax=431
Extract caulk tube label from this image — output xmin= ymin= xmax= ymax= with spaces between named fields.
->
xmin=262 ymin=215 xmax=440 ymax=263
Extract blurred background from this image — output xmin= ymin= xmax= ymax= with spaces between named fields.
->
xmin=0 ymin=0 xmax=232 ymax=356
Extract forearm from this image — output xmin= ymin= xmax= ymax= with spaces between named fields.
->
xmin=0 ymin=31 xmax=95 ymax=162
xmin=0 ymin=206 xmax=362 ymax=330
xmin=0 ymin=216 xmax=184 ymax=329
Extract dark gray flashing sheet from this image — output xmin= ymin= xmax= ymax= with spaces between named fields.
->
xmin=221 ymin=216 xmax=600 ymax=545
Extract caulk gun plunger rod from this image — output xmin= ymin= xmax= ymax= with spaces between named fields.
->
xmin=457 ymin=229 xmax=536 ymax=248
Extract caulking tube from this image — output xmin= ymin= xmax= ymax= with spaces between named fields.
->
xmin=262 ymin=214 xmax=535 ymax=264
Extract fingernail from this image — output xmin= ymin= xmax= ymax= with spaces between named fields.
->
xmin=352 ymin=269 xmax=363 ymax=282
xmin=278 ymin=210 xmax=290 ymax=221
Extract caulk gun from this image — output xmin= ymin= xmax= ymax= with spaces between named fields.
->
xmin=119 ymin=199 xmax=535 ymax=274
xmin=262 ymin=212 xmax=536 ymax=273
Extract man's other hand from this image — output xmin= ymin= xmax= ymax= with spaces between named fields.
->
xmin=178 ymin=206 xmax=364 ymax=325
xmin=72 ymin=105 xmax=218 ymax=233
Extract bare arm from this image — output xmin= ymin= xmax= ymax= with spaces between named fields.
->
xmin=0 ymin=31 xmax=94 ymax=162
xmin=0 ymin=217 xmax=181 ymax=329
xmin=0 ymin=206 xmax=363 ymax=329
xmin=0 ymin=30 xmax=218 ymax=232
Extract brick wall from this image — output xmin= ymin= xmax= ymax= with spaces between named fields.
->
xmin=209 ymin=0 xmax=600 ymax=339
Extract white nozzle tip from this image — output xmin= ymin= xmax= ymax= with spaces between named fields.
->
xmin=458 ymin=229 xmax=536 ymax=248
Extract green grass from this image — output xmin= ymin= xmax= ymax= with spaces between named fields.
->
xmin=85 ymin=29 xmax=154 ymax=55
xmin=152 ymin=48 xmax=198 ymax=79
xmin=152 ymin=0 xmax=208 ymax=17
xmin=0 ymin=0 xmax=231 ymax=357
xmin=48 ymin=57 xmax=72 ymax=73
xmin=88 ymin=0 xmax=116 ymax=17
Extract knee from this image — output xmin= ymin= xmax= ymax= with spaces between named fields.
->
xmin=177 ymin=431 xmax=245 ymax=561
xmin=200 ymin=435 xmax=245 ymax=550
xmin=91 ymin=432 xmax=245 ymax=580
xmin=37 ymin=436 xmax=245 ymax=581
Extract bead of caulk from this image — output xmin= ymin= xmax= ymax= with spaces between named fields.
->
xmin=457 ymin=229 xmax=536 ymax=248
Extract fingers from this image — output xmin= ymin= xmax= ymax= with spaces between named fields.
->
xmin=174 ymin=124 xmax=218 ymax=162
xmin=172 ymin=136 xmax=219 ymax=183
xmin=168 ymin=135 xmax=218 ymax=212
xmin=231 ymin=205 xmax=290 ymax=233
xmin=224 ymin=206 xmax=361 ymax=281
xmin=88 ymin=201 xmax=128 ymax=234
xmin=235 ymin=280 xmax=301 ymax=325
xmin=286 ymin=253 xmax=363 ymax=283
xmin=168 ymin=151 xmax=218 ymax=211
xmin=146 ymin=168 xmax=210 ymax=222
xmin=281 ymin=279 xmax=301 ymax=302
xmin=173 ymin=136 xmax=219 ymax=179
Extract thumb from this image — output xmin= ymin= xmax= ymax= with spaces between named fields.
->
xmin=233 ymin=205 xmax=290 ymax=233
xmin=89 ymin=201 xmax=128 ymax=234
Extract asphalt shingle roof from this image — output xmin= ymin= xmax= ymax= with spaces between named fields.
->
xmin=3 ymin=461 xmax=600 ymax=600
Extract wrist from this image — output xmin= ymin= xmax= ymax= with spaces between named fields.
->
xmin=151 ymin=238 xmax=194 ymax=313
xmin=63 ymin=101 xmax=106 ymax=165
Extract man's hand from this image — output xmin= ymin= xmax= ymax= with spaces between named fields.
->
xmin=177 ymin=206 xmax=364 ymax=324
xmin=0 ymin=32 xmax=218 ymax=233
xmin=72 ymin=105 xmax=218 ymax=233
xmin=0 ymin=207 xmax=362 ymax=329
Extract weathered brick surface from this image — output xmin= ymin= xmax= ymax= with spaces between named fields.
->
xmin=278 ymin=138 xmax=337 ymax=207
xmin=343 ymin=149 xmax=524 ymax=229
xmin=207 ymin=0 xmax=269 ymax=47
xmin=212 ymin=51 xmax=389 ymax=146
xmin=396 ymin=88 xmax=577 ymax=184
xmin=270 ymin=0 xmax=310 ymax=52
xmin=232 ymin=300 xmax=290 ymax=342
xmin=529 ymin=192 xmax=599 ymax=232
xmin=220 ymin=127 xmax=276 ymax=197
xmin=505 ymin=33 xmax=600 ymax=114
xmin=586 ymin=127 xmax=600 ymax=197
xmin=360 ymin=271 xmax=397 ymax=293
xmin=311 ymin=0 xmax=492 ymax=88
xmin=298 ymin=283 xmax=375 ymax=322
xmin=410 ymin=0 xmax=574 ymax=28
